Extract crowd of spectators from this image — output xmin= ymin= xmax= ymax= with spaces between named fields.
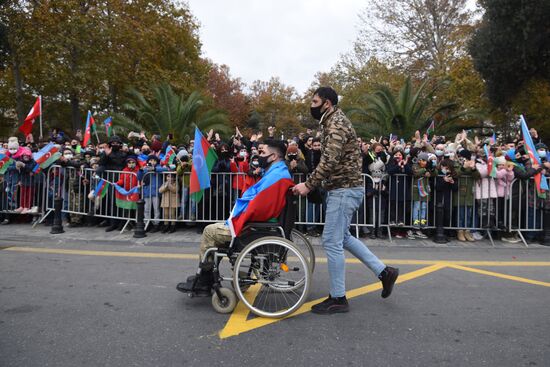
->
xmin=1 ymin=125 xmax=549 ymax=244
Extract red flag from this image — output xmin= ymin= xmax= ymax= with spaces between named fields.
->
xmin=18 ymin=97 xmax=41 ymax=136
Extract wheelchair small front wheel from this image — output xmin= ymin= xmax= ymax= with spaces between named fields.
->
xmin=233 ymin=236 xmax=311 ymax=319
xmin=212 ymin=288 xmax=237 ymax=314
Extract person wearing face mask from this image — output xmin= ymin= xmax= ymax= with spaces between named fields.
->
xmin=230 ymin=148 xmax=250 ymax=199
xmin=177 ymin=140 xmax=294 ymax=294
xmin=11 ymin=147 xmax=37 ymax=215
xmin=4 ymin=138 xmax=24 ymax=215
xmin=386 ymin=149 xmax=413 ymax=238
xmin=243 ymin=154 xmax=262 ymax=193
xmin=58 ymin=147 xmax=87 ymax=227
xmin=97 ymin=135 xmax=127 ymax=232
xmin=285 ymin=144 xmax=308 ymax=175
xmin=292 ymin=87 xmax=399 ymax=314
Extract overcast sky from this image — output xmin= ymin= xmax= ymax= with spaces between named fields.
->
xmin=185 ymin=0 xmax=365 ymax=95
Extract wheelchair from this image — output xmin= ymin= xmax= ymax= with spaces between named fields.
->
xmin=178 ymin=192 xmax=315 ymax=319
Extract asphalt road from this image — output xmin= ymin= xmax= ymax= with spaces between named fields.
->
xmin=1 ymin=240 xmax=549 ymax=367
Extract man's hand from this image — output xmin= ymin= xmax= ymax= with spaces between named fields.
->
xmin=104 ymin=145 xmax=112 ymax=156
xmin=292 ymin=182 xmax=310 ymax=196
xmin=290 ymin=160 xmax=297 ymax=170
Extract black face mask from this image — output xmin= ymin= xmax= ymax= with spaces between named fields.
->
xmin=71 ymin=144 xmax=77 ymax=150
xmin=310 ymin=100 xmax=327 ymax=121
xmin=220 ymin=151 xmax=230 ymax=159
xmin=258 ymin=154 xmax=273 ymax=169
xmin=142 ymin=150 xmax=151 ymax=155
xmin=111 ymin=144 xmax=120 ymax=151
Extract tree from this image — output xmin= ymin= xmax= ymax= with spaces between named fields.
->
xmin=469 ymin=0 xmax=550 ymax=107
xmin=115 ymin=84 xmax=229 ymax=144
xmin=206 ymin=63 xmax=250 ymax=128
xmin=355 ymin=0 xmax=476 ymax=77
xmin=348 ymin=77 xmax=478 ymax=139
xmin=249 ymin=77 xmax=302 ymax=138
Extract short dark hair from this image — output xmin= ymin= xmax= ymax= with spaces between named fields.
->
xmin=313 ymin=86 xmax=338 ymax=106
xmin=312 ymin=137 xmax=321 ymax=144
xmin=264 ymin=139 xmax=287 ymax=159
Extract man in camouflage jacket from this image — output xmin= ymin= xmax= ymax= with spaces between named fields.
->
xmin=293 ymin=87 xmax=399 ymax=314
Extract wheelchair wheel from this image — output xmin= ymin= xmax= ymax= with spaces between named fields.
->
xmin=212 ymin=288 xmax=237 ymax=314
xmin=233 ymin=236 xmax=311 ymax=318
xmin=290 ymin=229 xmax=316 ymax=274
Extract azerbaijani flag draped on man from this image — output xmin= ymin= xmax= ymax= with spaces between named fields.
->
xmin=227 ymin=161 xmax=294 ymax=237
xmin=33 ymin=142 xmax=61 ymax=169
xmin=113 ymin=184 xmax=139 ymax=210
xmin=82 ymin=111 xmax=96 ymax=146
xmin=190 ymin=127 xmax=218 ymax=203
xmin=520 ymin=115 xmax=549 ymax=195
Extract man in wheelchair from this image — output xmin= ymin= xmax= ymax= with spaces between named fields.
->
xmin=177 ymin=139 xmax=295 ymax=294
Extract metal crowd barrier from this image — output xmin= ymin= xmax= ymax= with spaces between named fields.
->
xmin=1 ymin=166 xmax=547 ymax=245
xmin=0 ymin=168 xmax=46 ymax=219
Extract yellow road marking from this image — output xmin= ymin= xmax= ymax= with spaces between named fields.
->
xmin=219 ymin=263 xmax=447 ymax=338
xmin=3 ymin=247 xmax=550 ymax=267
xmin=447 ymin=264 xmax=550 ymax=287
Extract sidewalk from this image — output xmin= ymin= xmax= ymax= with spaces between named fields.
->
xmin=1 ymin=223 xmax=547 ymax=250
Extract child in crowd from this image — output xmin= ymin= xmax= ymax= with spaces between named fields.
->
xmin=159 ymin=173 xmax=179 ymax=233
xmin=412 ymin=152 xmax=437 ymax=239
xmin=137 ymin=155 xmax=167 ymax=233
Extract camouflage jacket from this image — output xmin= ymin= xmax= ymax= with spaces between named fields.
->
xmin=305 ymin=107 xmax=363 ymax=191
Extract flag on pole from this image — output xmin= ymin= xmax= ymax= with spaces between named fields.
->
xmin=0 ymin=154 xmax=14 ymax=175
xmin=426 ymin=120 xmax=435 ymax=136
xmin=484 ymin=145 xmax=497 ymax=178
xmin=33 ymin=142 xmax=61 ymax=168
xmin=161 ymin=145 xmax=175 ymax=166
xmin=103 ymin=117 xmax=113 ymax=137
xmin=18 ymin=97 xmax=41 ymax=136
xmin=190 ymin=127 xmax=218 ymax=203
xmin=520 ymin=115 xmax=549 ymax=194
xmin=113 ymin=184 xmax=139 ymax=210
xmin=490 ymin=132 xmax=497 ymax=145
xmin=32 ymin=163 xmax=41 ymax=174
xmin=82 ymin=111 xmax=96 ymax=146
xmin=94 ymin=178 xmax=109 ymax=199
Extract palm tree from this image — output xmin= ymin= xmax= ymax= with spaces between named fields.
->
xmin=348 ymin=77 xmax=482 ymax=139
xmin=114 ymin=83 xmax=230 ymax=143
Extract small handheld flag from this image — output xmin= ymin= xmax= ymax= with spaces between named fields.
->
xmin=0 ymin=154 xmax=14 ymax=175
xmin=82 ymin=111 xmax=96 ymax=146
xmin=94 ymin=178 xmax=109 ymax=199
xmin=161 ymin=146 xmax=175 ymax=166
xmin=104 ymin=117 xmax=113 ymax=137
xmin=33 ymin=143 xmax=61 ymax=169
xmin=520 ymin=115 xmax=549 ymax=193
xmin=190 ymin=127 xmax=218 ymax=203
xmin=426 ymin=120 xmax=435 ymax=136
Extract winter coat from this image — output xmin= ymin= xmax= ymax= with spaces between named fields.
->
xmin=411 ymin=163 xmax=437 ymax=201
xmin=116 ymin=167 xmax=140 ymax=191
xmin=230 ymin=159 xmax=249 ymax=192
xmin=138 ymin=165 xmax=168 ymax=197
xmin=475 ymin=162 xmax=498 ymax=199
xmin=495 ymin=168 xmax=514 ymax=198
xmin=386 ymin=158 xmax=412 ymax=201
xmin=159 ymin=181 xmax=179 ymax=208
xmin=453 ymin=163 xmax=480 ymax=206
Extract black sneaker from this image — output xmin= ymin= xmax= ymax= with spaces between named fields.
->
xmin=378 ymin=266 xmax=399 ymax=298
xmin=311 ymin=295 xmax=349 ymax=314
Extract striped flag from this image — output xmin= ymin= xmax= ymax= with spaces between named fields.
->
xmin=426 ymin=120 xmax=435 ymax=136
xmin=33 ymin=143 xmax=61 ymax=168
xmin=82 ymin=111 xmax=96 ymax=146
xmin=161 ymin=145 xmax=175 ymax=166
xmin=484 ymin=145 xmax=497 ymax=178
xmin=520 ymin=115 xmax=549 ymax=194
xmin=0 ymin=154 xmax=13 ymax=174
xmin=113 ymin=184 xmax=139 ymax=210
xmin=94 ymin=178 xmax=109 ymax=199
xmin=227 ymin=161 xmax=294 ymax=237
xmin=104 ymin=117 xmax=113 ymax=137
xmin=190 ymin=127 xmax=218 ymax=203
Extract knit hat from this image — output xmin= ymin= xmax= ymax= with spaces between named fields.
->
xmin=535 ymin=143 xmax=547 ymax=150
xmin=147 ymin=154 xmax=159 ymax=162
xmin=417 ymin=152 xmax=430 ymax=161
xmin=176 ymin=148 xmax=189 ymax=160
xmin=494 ymin=156 xmax=506 ymax=165
xmin=287 ymin=145 xmax=299 ymax=154
xmin=125 ymin=156 xmax=137 ymax=164
xmin=7 ymin=137 xmax=19 ymax=151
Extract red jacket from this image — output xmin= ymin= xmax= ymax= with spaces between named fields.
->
xmin=230 ymin=159 xmax=249 ymax=193
xmin=116 ymin=166 xmax=139 ymax=190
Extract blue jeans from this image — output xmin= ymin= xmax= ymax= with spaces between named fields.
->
xmin=322 ymin=187 xmax=386 ymax=298
xmin=412 ymin=201 xmax=427 ymax=222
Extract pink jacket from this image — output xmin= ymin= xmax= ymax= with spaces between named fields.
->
xmin=475 ymin=162 xmax=498 ymax=199
xmin=495 ymin=168 xmax=514 ymax=198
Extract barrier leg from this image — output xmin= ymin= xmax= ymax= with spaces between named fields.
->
xmin=133 ymin=199 xmax=146 ymax=238
xmin=50 ymin=196 xmax=64 ymax=234
xmin=433 ymin=201 xmax=448 ymax=244
xmin=542 ymin=209 xmax=550 ymax=246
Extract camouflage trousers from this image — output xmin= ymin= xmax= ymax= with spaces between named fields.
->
xmin=69 ymin=190 xmax=84 ymax=224
xmin=199 ymin=222 xmax=232 ymax=261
